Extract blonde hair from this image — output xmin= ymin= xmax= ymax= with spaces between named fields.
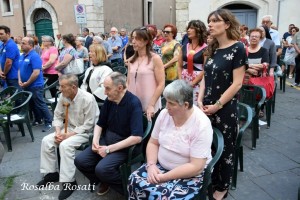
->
xmin=89 ymin=44 xmax=107 ymax=63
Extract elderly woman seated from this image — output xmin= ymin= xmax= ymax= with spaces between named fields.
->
xmin=127 ymin=79 xmax=213 ymax=199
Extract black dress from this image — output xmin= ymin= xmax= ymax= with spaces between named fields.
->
xmin=203 ymin=42 xmax=247 ymax=190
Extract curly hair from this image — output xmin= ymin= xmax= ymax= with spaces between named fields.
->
xmin=164 ymin=24 xmax=178 ymax=39
xmin=206 ymin=9 xmax=241 ymax=57
xmin=186 ymin=20 xmax=207 ymax=46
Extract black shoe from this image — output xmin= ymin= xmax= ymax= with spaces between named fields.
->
xmin=36 ymin=172 xmax=59 ymax=187
xmin=58 ymin=181 xmax=77 ymax=200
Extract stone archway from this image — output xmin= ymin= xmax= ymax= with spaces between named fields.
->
xmin=25 ymin=1 xmax=59 ymax=38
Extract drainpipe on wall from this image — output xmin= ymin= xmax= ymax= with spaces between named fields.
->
xmin=20 ymin=0 xmax=27 ymax=36
xmin=142 ymin=0 xmax=145 ymax=26
xmin=276 ymin=0 xmax=282 ymax=29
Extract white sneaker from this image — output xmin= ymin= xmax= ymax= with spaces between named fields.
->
xmin=291 ymin=83 xmax=299 ymax=87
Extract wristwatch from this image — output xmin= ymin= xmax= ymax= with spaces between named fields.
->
xmin=105 ymin=147 xmax=110 ymax=154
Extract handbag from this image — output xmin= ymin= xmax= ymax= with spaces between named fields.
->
xmin=63 ymin=58 xmax=84 ymax=75
xmin=248 ymin=67 xmax=275 ymax=99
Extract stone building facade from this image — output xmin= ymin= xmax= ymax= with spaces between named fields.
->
xmin=176 ymin=0 xmax=300 ymax=37
xmin=0 ymin=0 xmax=175 ymax=41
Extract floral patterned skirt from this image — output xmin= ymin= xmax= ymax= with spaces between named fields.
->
xmin=181 ymin=69 xmax=202 ymax=105
xmin=127 ymin=164 xmax=205 ymax=200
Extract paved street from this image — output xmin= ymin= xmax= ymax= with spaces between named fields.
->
xmin=0 ymin=79 xmax=299 ymax=200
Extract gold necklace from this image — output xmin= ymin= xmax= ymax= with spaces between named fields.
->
xmin=135 ymin=56 xmax=146 ymax=82
xmin=189 ymin=43 xmax=198 ymax=55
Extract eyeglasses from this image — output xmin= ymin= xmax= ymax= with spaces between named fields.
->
xmin=250 ymin=35 xmax=260 ymax=38
xmin=163 ymin=30 xmax=171 ymax=34
xmin=208 ymin=19 xmax=224 ymax=23
xmin=262 ymin=20 xmax=271 ymax=24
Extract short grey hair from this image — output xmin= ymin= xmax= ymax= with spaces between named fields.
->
xmin=163 ymin=80 xmax=193 ymax=109
xmin=93 ymin=36 xmax=103 ymax=44
xmin=58 ymin=74 xmax=78 ymax=87
xmin=109 ymin=72 xmax=127 ymax=89
xmin=262 ymin=15 xmax=273 ymax=22
xmin=42 ymin=35 xmax=54 ymax=45
xmin=76 ymin=36 xmax=86 ymax=45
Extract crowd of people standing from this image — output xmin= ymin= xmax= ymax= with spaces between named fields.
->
xmin=0 ymin=8 xmax=299 ymax=200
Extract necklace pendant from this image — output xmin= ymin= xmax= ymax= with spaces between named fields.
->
xmin=189 ymin=50 xmax=195 ymax=55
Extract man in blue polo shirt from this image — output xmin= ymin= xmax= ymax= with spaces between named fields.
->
xmin=75 ymin=72 xmax=143 ymax=196
xmin=107 ymin=27 xmax=123 ymax=65
xmin=18 ymin=37 xmax=53 ymax=132
xmin=0 ymin=25 xmax=20 ymax=90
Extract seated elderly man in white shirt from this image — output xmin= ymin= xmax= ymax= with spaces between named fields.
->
xmin=36 ymin=74 xmax=100 ymax=200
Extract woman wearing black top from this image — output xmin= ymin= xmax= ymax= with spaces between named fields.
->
xmin=244 ymin=28 xmax=269 ymax=84
xmin=197 ymin=9 xmax=247 ymax=200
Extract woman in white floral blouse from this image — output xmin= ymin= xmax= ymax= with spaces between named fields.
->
xmin=197 ymin=9 xmax=247 ymax=200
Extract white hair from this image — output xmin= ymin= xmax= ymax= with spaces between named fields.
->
xmin=93 ymin=36 xmax=103 ymax=44
xmin=262 ymin=15 xmax=273 ymax=22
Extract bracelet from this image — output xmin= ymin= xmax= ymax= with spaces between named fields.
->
xmin=215 ymin=100 xmax=223 ymax=109
xmin=146 ymin=163 xmax=155 ymax=170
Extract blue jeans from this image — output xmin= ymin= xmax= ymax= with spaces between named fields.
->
xmin=6 ymin=79 xmax=21 ymax=91
xmin=25 ymin=86 xmax=52 ymax=124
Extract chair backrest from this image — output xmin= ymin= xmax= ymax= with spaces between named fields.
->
xmin=113 ymin=66 xmax=127 ymax=75
xmin=239 ymin=84 xmax=266 ymax=109
xmin=197 ymin=127 xmax=224 ymax=200
xmin=142 ymin=115 xmax=152 ymax=140
xmin=78 ymin=72 xmax=85 ymax=87
xmin=43 ymin=80 xmax=59 ymax=97
xmin=10 ymin=91 xmax=32 ymax=115
xmin=237 ymin=102 xmax=253 ymax=147
xmin=0 ymin=86 xmax=18 ymax=101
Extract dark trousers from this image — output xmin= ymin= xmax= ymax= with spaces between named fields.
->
xmin=43 ymin=74 xmax=59 ymax=97
xmin=74 ymin=145 xmax=127 ymax=194
xmin=295 ymin=54 xmax=300 ymax=84
xmin=25 ymin=86 xmax=53 ymax=124
xmin=6 ymin=79 xmax=21 ymax=91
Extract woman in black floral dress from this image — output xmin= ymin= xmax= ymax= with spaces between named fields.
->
xmin=197 ymin=9 xmax=247 ymax=200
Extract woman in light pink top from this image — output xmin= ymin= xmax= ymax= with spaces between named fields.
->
xmin=127 ymin=27 xmax=165 ymax=121
xmin=41 ymin=35 xmax=58 ymax=97
xmin=128 ymin=80 xmax=213 ymax=199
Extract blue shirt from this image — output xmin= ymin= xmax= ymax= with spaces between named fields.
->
xmin=97 ymin=91 xmax=143 ymax=139
xmin=0 ymin=39 xmax=20 ymax=79
xmin=19 ymin=50 xmax=44 ymax=88
xmin=121 ymin=35 xmax=129 ymax=49
xmin=107 ymin=36 xmax=123 ymax=60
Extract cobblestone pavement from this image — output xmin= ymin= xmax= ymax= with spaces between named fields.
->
xmin=0 ymin=79 xmax=299 ymax=200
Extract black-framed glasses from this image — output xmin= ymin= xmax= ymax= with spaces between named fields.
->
xmin=163 ymin=30 xmax=171 ymax=34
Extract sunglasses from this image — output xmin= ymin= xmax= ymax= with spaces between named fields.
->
xmin=163 ymin=30 xmax=171 ymax=34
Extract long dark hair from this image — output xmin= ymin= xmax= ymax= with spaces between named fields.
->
xmin=186 ymin=20 xmax=207 ymax=46
xmin=129 ymin=27 xmax=153 ymax=64
xmin=207 ymin=9 xmax=240 ymax=57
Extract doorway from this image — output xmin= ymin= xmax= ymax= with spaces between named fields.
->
xmin=33 ymin=8 xmax=54 ymax=43
xmin=223 ymin=4 xmax=257 ymax=29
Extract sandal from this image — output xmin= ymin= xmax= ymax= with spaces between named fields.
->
xmin=259 ymin=110 xmax=264 ymax=118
